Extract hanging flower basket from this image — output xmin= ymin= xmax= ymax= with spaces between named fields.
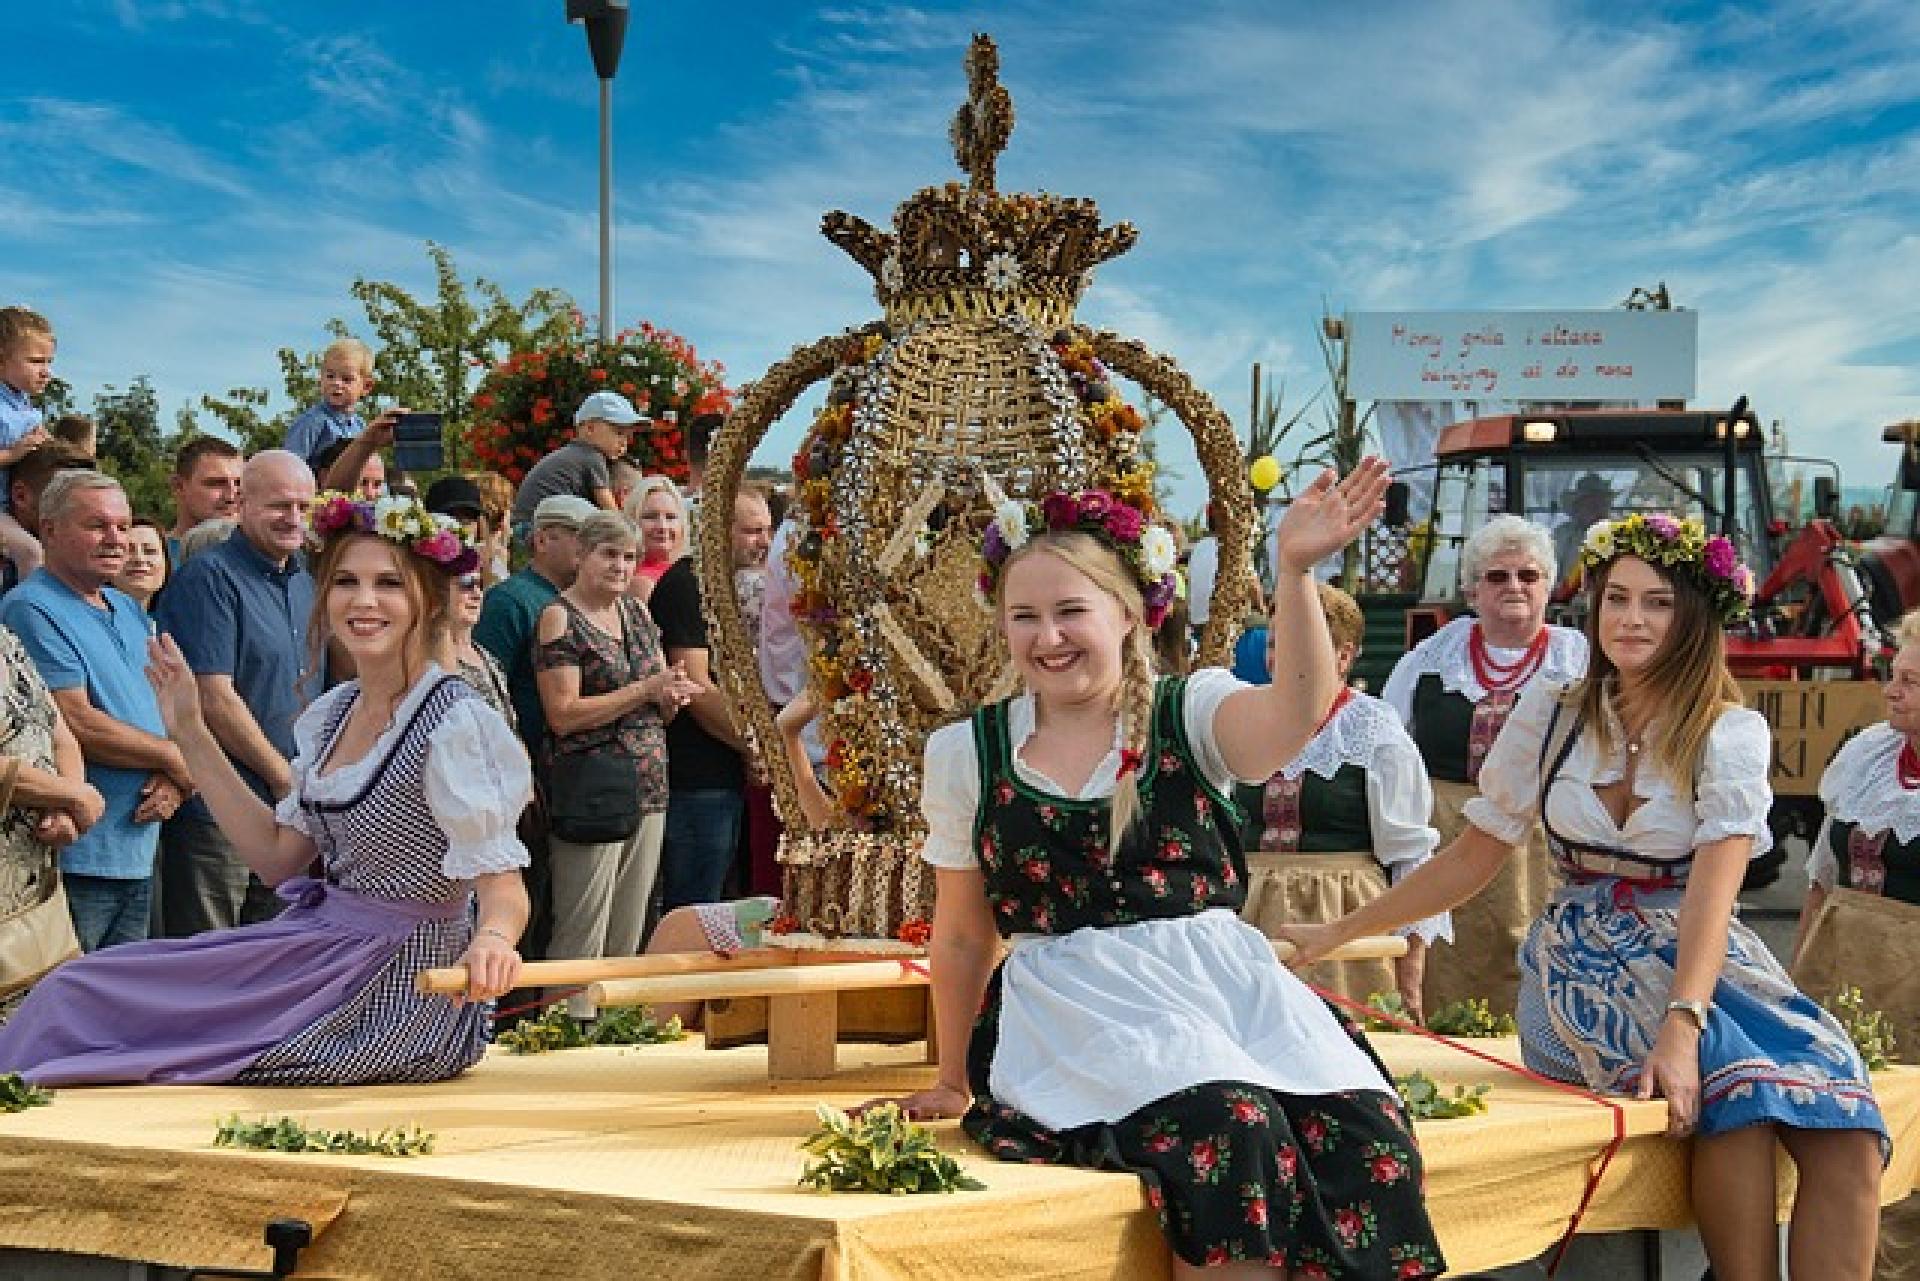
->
xmin=465 ymin=319 xmax=734 ymax=486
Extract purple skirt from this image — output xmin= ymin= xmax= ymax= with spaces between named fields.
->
xmin=0 ymin=878 xmax=468 ymax=1086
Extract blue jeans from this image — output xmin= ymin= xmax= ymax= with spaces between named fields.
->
xmin=65 ymin=873 xmax=152 ymax=952
xmin=658 ymin=788 xmax=745 ymax=913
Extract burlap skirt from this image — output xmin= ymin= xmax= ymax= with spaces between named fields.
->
xmin=1791 ymin=888 xmax=1920 ymax=1281
xmin=1421 ymin=780 xmax=1552 ymax=1016
xmin=1239 ymin=851 xmax=1396 ymax=1003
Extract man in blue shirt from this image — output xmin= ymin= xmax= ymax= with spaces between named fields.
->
xmin=0 ymin=472 xmax=189 ymax=950
xmin=153 ymin=450 xmax=316 ymax=935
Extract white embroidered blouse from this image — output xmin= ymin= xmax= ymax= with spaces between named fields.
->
xmin=1461 ymin=679 xmax=1774 ymax=864
xmin=1806 ymin=723 xmax=1920 ymax=890
xmin=1380 ymin=616 xmax=1588 ymax=725
xmin=275 ymin=665 xmax=534 ymax=881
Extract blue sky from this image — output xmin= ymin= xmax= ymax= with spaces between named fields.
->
xmin=6 ymin=0 xmax=1919 ymax=517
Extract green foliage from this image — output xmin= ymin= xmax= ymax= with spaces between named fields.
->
xmin=494 ymin=1003 xmax=687 ymax=1055
xmin=1363 ymin=991 xmax=1517 ymax=1038
xmin=212 ymin=1114 xmax=435 ymax=1157
xmin=1395 ymin=1072 xmax=1490 ymax=1121
xmin=797 ymin=1103 xmax=985 ymax=1194
xmin=91 ymin=377 xmax=174 ymax=520
xmin=0 ymin=1073 xmax=52 ymax=1113
xmin=1827 ymin=986 xmax=1897 ymax=1070
xmin=1425 ymin=998 xmax=1518 ymax=1039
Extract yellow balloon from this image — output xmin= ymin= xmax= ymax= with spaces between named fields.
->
xmin=1249 ymin=455 xmax=1281 ymax=491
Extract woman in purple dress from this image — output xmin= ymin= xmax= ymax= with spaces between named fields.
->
xmin=0 ymin=491 xmax=532 ymax=1085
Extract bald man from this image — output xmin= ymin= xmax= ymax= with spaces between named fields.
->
xmin=152 ymin=450 xmax=318 ymax=935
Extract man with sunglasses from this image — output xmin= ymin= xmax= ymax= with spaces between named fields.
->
xmin=1380 ymin=514 xmax=1588 ymax=1016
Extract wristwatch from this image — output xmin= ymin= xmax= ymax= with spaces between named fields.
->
xmin=1665 ymin=998 xmax=1710 ymax=1032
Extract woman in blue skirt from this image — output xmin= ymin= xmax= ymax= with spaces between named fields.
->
xmin=1290 ymin=513 xmax=1887 ymax=1279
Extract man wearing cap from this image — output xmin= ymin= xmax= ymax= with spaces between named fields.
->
xmin=473 ymin=492 xmax=591 ymax=967
xmin=509 ymin=392 xmax=645 ymax=536
xmin=424 ymin=474 xmax=485 ymax=536
xmin=1552 ymin=472 xmax=1616 ymax=589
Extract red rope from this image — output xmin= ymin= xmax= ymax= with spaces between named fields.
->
xmin=1310 ymin=984 xmax=1628 ymax=1276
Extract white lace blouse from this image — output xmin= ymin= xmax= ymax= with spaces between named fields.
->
xmin=1275 ymin=692 xmax=1450 ymax=943
xmin=274 ymin=665 xmax=534 ymax=880
xmin=1380 ymin=616 xmax=1588 ymax=725
xmin=1461 ymin=679 xmax=1774 ymax=863
xmin=1807 ymin=723 xmax=1920 ymax=889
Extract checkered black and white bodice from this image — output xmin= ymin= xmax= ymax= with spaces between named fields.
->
xmin=295 ymin=674 xmax=473 ymax=905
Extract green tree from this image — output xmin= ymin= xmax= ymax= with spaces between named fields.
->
xmin=92 ymin=376 xmax=174 ymax=519
xmin=198 ymin=242 xmax=577 ymax=469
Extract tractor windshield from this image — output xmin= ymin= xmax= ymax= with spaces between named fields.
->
xmin=1418 ymin=450 xmax=1771 ymax=601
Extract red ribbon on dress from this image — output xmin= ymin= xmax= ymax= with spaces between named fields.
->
xmin=1117 ymin=748 xmax=1144 ymax=779
xmin=1308 ymin=983 xmax=1627 ymax=1277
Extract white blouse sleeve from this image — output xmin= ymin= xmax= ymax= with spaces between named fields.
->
xmin=1459 ymin=679 xmax=1573 ymax=846
xmin=1184 ymin=665 xmax=1259 ymax=789
xmin=1378 ymin=647 xmax=1426 ymax=728
xmin=1693 ymin=707 xmax=1774 ymax=857
xmin=1365 ymin=725 xmax=1451 ymax=944
xmin=919 ymin=720 xmax=982 ymax=870
xmin=425 ymin=698 xmax=534 ymax=879
xmin=272 ymin=685 xmax=354 ymax=838
xmin=1806 ymin=818 xmax=1840 ymax=890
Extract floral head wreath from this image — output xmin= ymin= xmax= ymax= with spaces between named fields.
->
xmin=978 ymin=488 xmax=1182 ymax=628
xmin=1579 ymin=513 xmax=1754 ymax=625
xmin=308 ymin=491 xmax=481 ymax=578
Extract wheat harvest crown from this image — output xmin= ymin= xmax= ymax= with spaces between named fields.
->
xmin=820 ymin=34 xmax=1138 ymax=328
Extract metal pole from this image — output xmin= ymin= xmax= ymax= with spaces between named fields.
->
xmin=598 ymin=76 xmax=614 ymax=344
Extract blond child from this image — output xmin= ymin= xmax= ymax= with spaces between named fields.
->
xmin=283 ymin=338 xmax=377 ymax=467
xmin=0 ymin=308 xmax=58 ymax=577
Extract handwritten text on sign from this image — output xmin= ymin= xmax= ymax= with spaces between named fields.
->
xmin=1347 ymin=310 xmax=1698 ymax=403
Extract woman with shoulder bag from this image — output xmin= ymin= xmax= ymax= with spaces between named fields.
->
xmin=535 ymin=511 xmax=698 ymax=1018
xmin=0 ymin=625 xmax=105 ymax=1009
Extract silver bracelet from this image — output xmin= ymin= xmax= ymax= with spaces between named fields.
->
xmin=478 ymin=926 xmax=517 ymax=946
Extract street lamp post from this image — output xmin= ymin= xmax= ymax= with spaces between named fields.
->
xmin=566 ymin=0 xmax=630 ymax=344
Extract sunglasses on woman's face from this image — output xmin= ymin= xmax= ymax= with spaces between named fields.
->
xmin=455 ymin=575 xmax=484 ymax=592
xmin=1482 ymin=567 xmax=1543 ymax=585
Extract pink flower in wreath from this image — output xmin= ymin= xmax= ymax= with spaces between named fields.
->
xmin=1102 ymin=503 xmax=1145 ymax=543
xmin=1039 ymin=492 xmax=1081 ymax=529
xmin=1704 ymin=534 xmax=1738 ymax=579
xmin=1645 ymin=514 xmax=1680 ymax=540
xmin=414 ymin=527 xmax=462 ymax=565
xmin=1076 ymin=490 xmax=1116 ymax=523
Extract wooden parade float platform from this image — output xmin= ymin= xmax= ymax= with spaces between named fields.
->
xmin=1 ymin=1034 xmax=1917 ymax=1280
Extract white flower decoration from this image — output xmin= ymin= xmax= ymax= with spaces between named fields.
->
xmin=1139 ymin=525 xmax=1177 ymax=578
xmin=880 ymin=253 xmax=904 ymax=294
xmin=1582 ymin=519 xmax=1616 ymax=560
xmin=374 ymin=494 xmax=417 ymax=539
xmin=983 ymin=252 xmax=1023 ymax=293
xmin=993 ymin=500 xmax=1031 ymax=550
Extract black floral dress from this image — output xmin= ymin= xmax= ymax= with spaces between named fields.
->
xmin=957 ymin=676 xmax=1444 ymax=1276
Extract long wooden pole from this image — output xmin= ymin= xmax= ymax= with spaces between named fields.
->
xmin=416 ymin=935 xmax=1407 ymax=997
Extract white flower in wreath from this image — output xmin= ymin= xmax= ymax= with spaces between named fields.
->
xmin=1582 ymin=519 xmax=1617 ymax=560
xmin=373 ymin=493 xmax=419 ymax=540
xmin=983 ymin=252 xmax=1023 ymax=293
xmin=880 ymin=252 xmax=904 ymax=294
xmin=1139 ymin=525 xmax=1177 ymax=578
xmin=993 ymin=500 xmax=1032 ymax=550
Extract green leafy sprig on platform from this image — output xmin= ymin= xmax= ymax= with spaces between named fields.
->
xmin=798 ymin=1103 xmax=986 ymax=1194
xmin=213 ymin=1115 xmax=435 ymax=1157
xmin=1363 ymin=992 xmax=1517 ymax=1038
xmin=1395 ymin=1072 xmax=1490 ymax=1121
xmin=1826 ymin=986 xmax=1897 ymax=1070
xmin=0 ymin=1073 xmax=51 ymax=1113
xmin=495 ymin=1004 xmax=687 ymax=1055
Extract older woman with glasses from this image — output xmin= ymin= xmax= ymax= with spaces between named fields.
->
xmin=1381 ymin=514 xmax=1587 ymax=1015
xmin=443 ymin=567 xmax=513 ymax=728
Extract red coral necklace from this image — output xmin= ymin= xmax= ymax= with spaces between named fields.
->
xmin=1899 ymin=740 xmax=1920 ymax=791
xmin=1469 ymin=625 xmax=1549 ymax=695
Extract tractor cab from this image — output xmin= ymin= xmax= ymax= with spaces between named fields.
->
xmin=1403 ymin=409 xmax=1783 ymax=637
